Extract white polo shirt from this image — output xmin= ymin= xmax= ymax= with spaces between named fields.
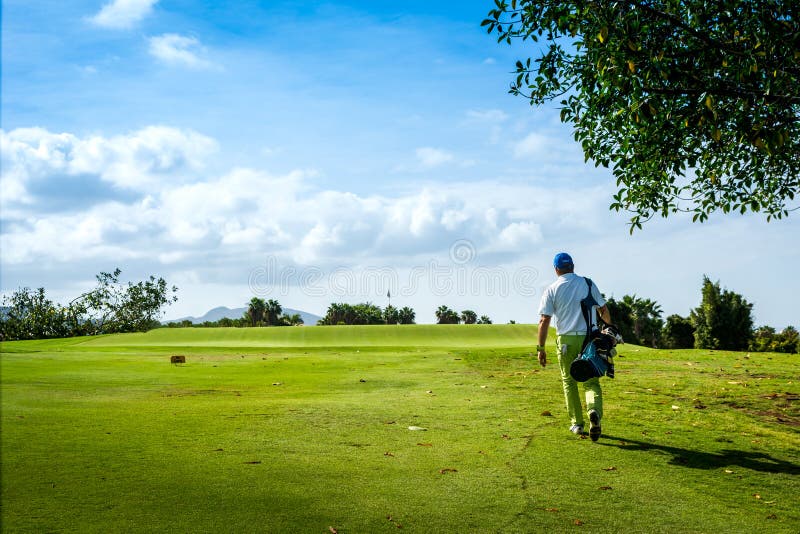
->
xmin=538 ymin=272 xmax=606 ymax=335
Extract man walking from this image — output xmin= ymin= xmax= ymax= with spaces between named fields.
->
xmin=536 ymin=253 xmax=612 ymax=441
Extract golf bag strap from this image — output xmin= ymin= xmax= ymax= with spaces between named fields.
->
xmin=580 ymin=277 xmax=596 ymax=352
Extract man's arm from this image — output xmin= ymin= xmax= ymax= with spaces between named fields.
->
xmin=598 ymin=305 xmax=612 ymax=325
xmin=537 ymin=314 xmax=551 ymax=367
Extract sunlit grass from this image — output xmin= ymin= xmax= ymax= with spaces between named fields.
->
xmin=2 ymin=326 xmax=798 ymax=532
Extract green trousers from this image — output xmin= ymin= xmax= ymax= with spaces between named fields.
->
xmin=556 ymin=334 xmax=602 ymax=427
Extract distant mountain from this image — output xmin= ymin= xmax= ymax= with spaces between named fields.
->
xmin=165 ymin=306 xmax=322 ymax=326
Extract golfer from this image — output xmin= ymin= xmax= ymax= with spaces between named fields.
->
xmin=536 ymin=252 xmax=612 ymax=441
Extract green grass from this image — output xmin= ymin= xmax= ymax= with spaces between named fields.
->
xmin=2 ymin=325 xmax=798 ymax=533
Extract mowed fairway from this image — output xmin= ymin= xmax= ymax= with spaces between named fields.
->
xmin=2 ymin=325 xmax=798 ymax=533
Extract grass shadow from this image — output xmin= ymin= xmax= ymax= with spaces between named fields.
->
xmin=599 ymin=435 xmax=800 ymax=475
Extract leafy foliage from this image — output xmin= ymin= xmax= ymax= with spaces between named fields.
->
xmin=282 ymin=313 xmax=305 ymax=326
xmin=661 ymin=314 xmax=696 ymax=349
xmin=0 ymin=288 xmax=73 ymax=340
xmin=245 ymin=298 xmax=288 ymax=326
xmin=603 ymin=296 xmax=637 ymax=343
xmin=398 ymin=306 xmax=417 ymax=325
xmin=318 ymin=302 xmax=392 ymax=325
xmin=622 ymin=295 xmax=664 ymax=346
xmin=461 ymin=310 xmax=478 ymax=324
xmin=690 ymin=276 xmax=754 ymax=350
xmin=246 ymin=297 xmax=267 ymax=327
xmin=484 ymin=0 xmax=800 ymax=229
xmin=749 ymin=325 xmax=799 ymax=353
xmin=384 ymin=305 xmax=400 ymax=325
xmin=76 ymin=269 xmax=178 ymax=334
xmin=435 ymin=305 xmax=461 ymax=324
xmin=0 ymin=269 xmax=177 ymax=340
xmin=604 ymin=295 xmax=663 ymax=347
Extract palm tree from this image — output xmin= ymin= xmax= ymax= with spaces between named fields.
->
xmin=322 ymin=303 xmax=345 ymax=325
xmin=461 ymin=310 xmax=477 ymax=324
xmin=280 ymin=313 xmax=304 ymax=326
xmin=398 ymin=307 xmax=416 ymax=325
xmin=384 ymin=305 xmax=399 ymax=325
xmin=265 ymin=299 xmax=283 ymax=326
xmin=436 ymin=305 xmax=459 ymax=324
xmin=622 ymin=295 xmax=664 ymax=346
xmin=246 ymin=297 xmax=266 ymax=326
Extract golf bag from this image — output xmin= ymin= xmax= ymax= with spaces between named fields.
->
xmin=569 ymin=278 xmax=619 ymax=382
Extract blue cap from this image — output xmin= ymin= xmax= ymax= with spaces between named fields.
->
xmin=553 ymin=252 xmax=574 ymax=269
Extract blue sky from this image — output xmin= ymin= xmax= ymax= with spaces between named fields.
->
xmin=2 ymin=0 xmax=799 ymax=327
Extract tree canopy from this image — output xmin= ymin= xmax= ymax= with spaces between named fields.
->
xmin=435 ymin=306 xmax=461 ymax=324
xmin=484 ymin=0 xmax=800 ymax=229
xmin=691 ymin=276 xmax=754 ymax=350
xmin=0 ymin=269 xmax=177 ymax=340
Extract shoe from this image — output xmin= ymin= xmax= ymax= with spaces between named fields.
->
xmin=569 ymin=424 xmax=584 ymax=435
xmin=589 ymin=411 xmax=601 ymax=442
xmin=607 ymin=363 xmax=615 ymax=379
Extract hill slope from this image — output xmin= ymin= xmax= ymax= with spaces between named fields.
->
xmin=76 ymin=323 xmax=538 ymax=348
xmin=166 ymin=306 xmax=322 ymax=326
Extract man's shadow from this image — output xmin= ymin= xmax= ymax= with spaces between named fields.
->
xmin=599 ymin=435 xmax=800 ymax=475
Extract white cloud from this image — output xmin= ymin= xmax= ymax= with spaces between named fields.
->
xmin=462 ymin=109 xmax=510 ymax=146
xmin=513 ymin=132 xmax=550 ymax=158
xmin=0 ymin=202 xmax=147 ymax=264
xmin=89 ymin=0 xmax=158 ymax=29
xmin=0 ymin=126 xmax=218 ymax=208
xmin=497 ymin=221 xmax=543 ymax=250
xmin=511 ymin=130 xmax=588 ymax=168
xmin=148 ymin=34 xmax=216 ymax=70
xmin=465 ymin=109 xmax=509 ymax=123
xmin=415 ymin=147 xmax=454 ymax=168
xmin=1 ymin=126 xmax=610 ymax=271
xmin=6 ymin=125 xmax=798 ymax=328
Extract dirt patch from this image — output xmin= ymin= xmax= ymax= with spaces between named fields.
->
xmin=722 ymin=400 xmax=800 ymax=427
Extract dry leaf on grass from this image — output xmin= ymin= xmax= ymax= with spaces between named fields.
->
xmin=602 ymin=466 xmax=617 ymax=471
xmin=540 ymin=410 xmax=552 ymax=416
xmin=439 ymin=468 xmax=458 ymax=474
